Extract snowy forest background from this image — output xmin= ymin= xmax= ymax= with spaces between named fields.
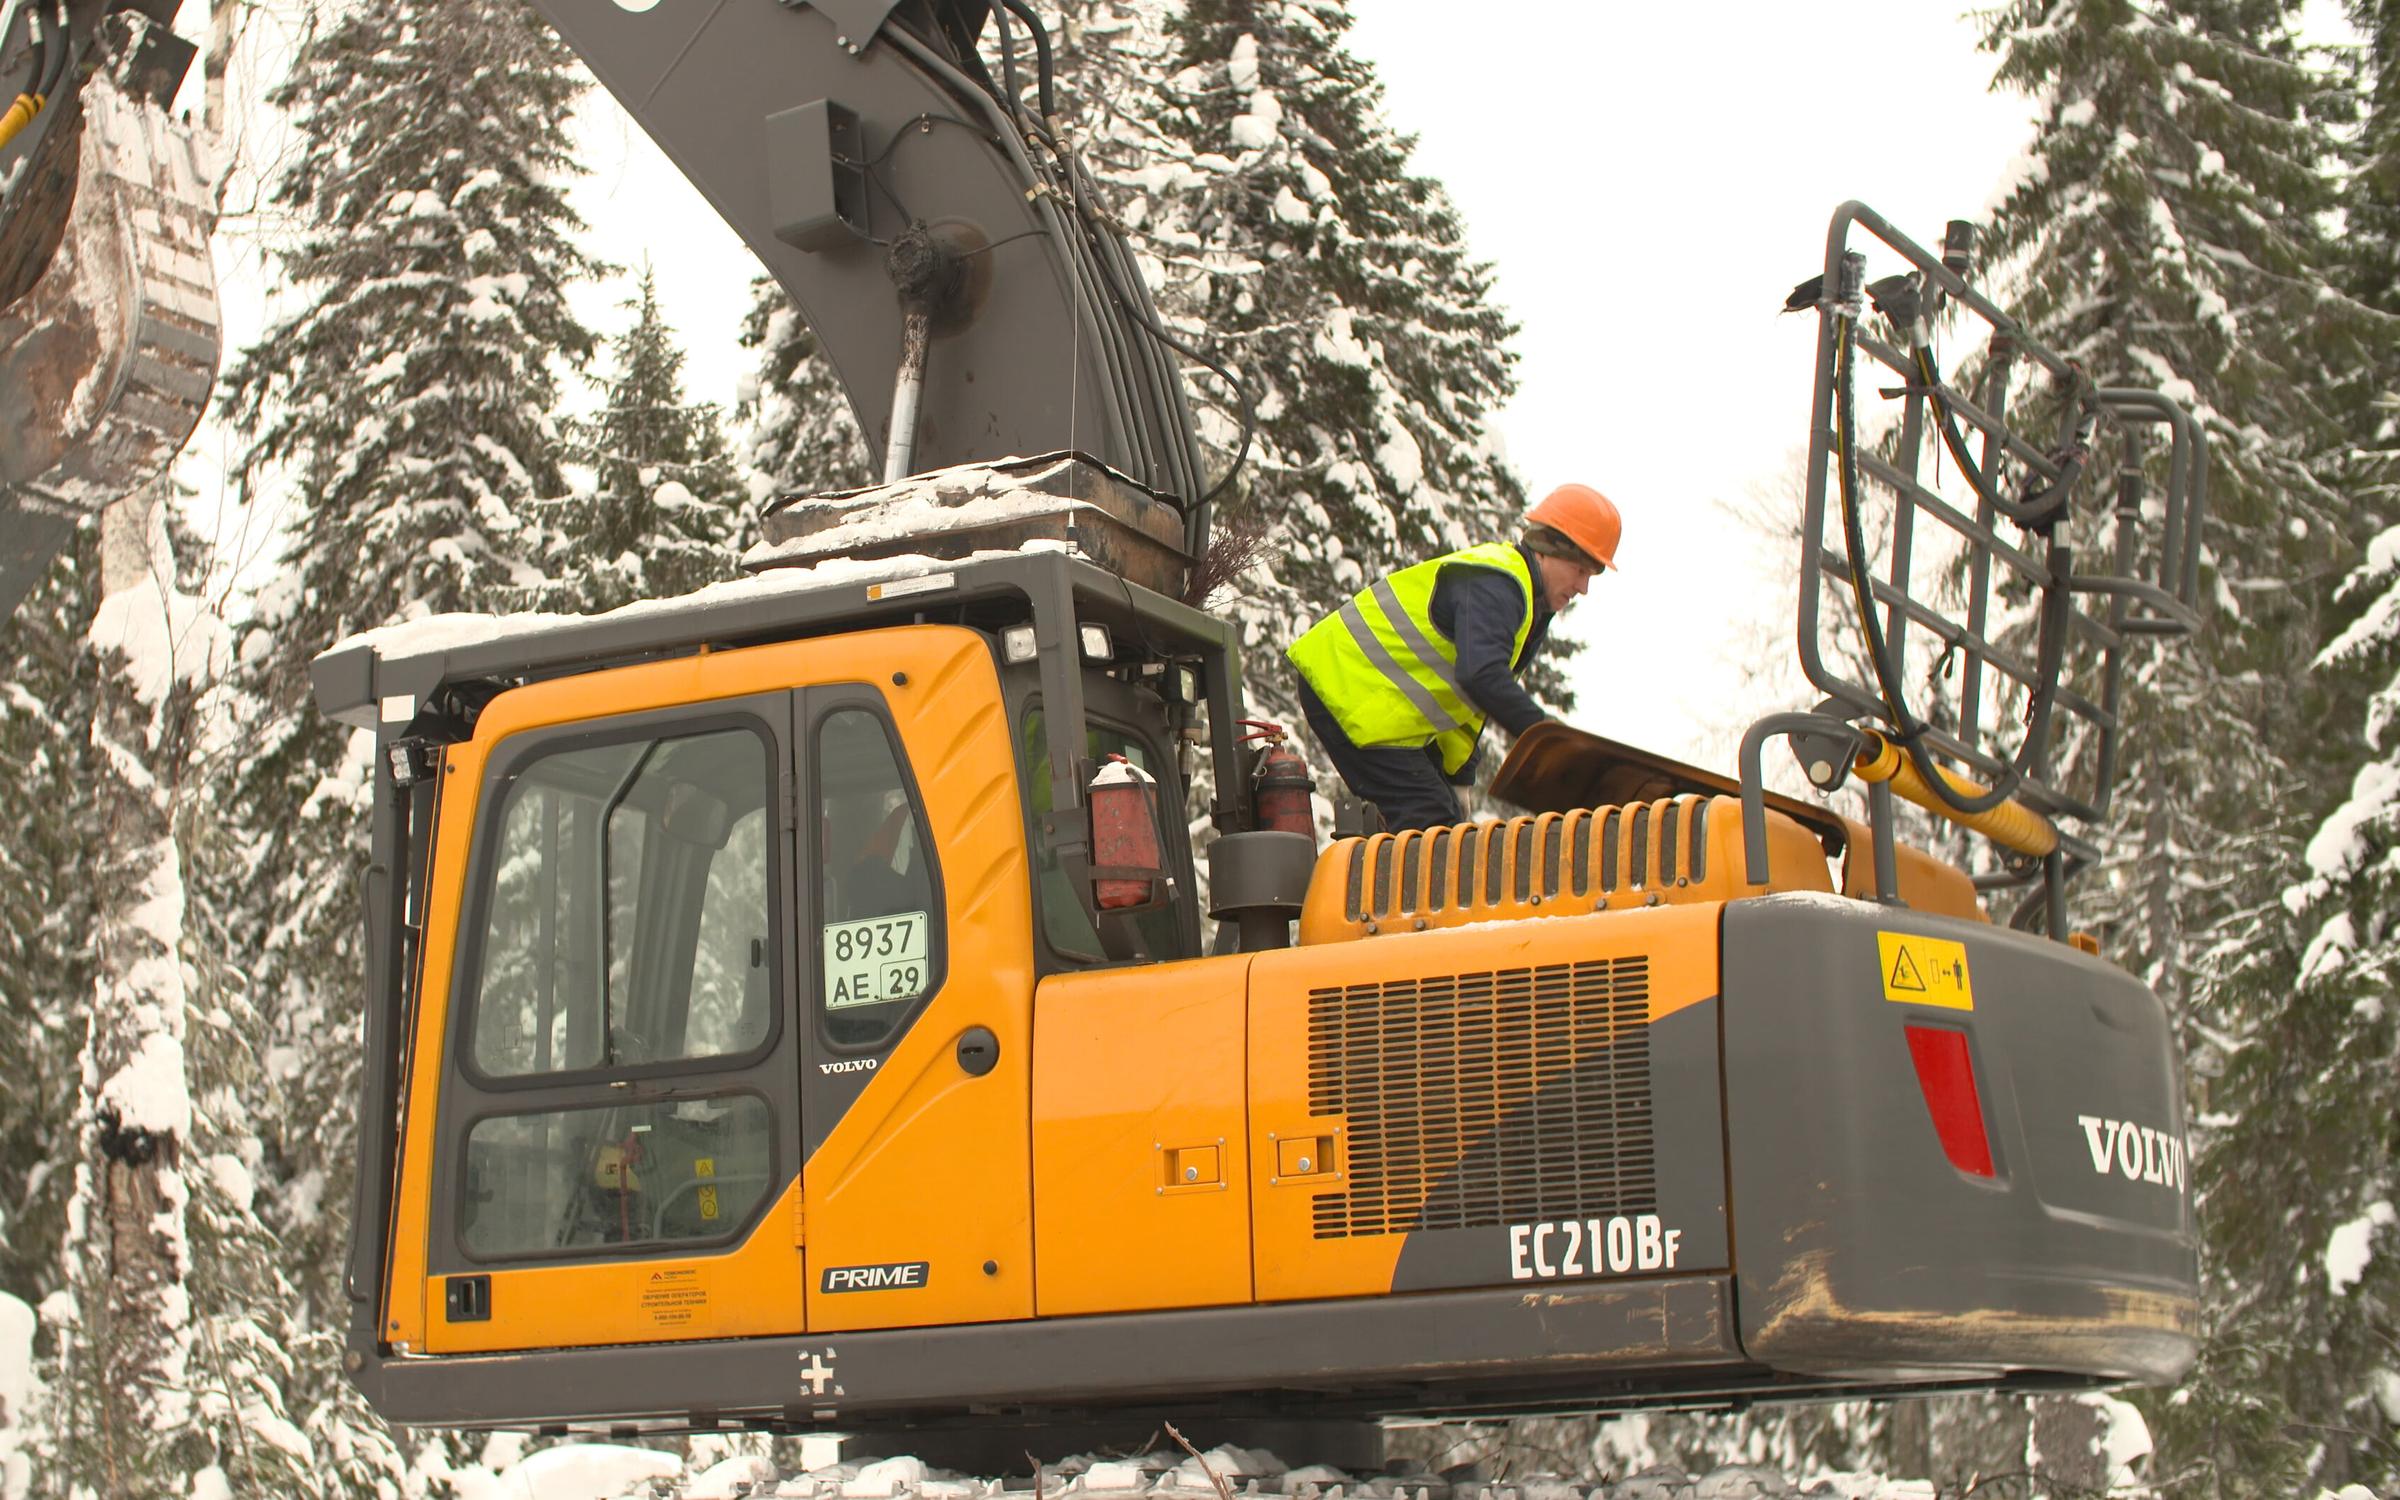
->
xmin=1 ymin=0 xmax=2397 ymax=1495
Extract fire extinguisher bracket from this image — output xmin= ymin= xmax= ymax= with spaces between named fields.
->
xmin=1205 ymin=831 xmax=1314 ymax=916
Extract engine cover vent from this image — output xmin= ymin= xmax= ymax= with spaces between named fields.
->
xmin=1305 ymin=958 xmax=1654 ymax=1239
xmin=1297 ymin=796 xmax=1824 ymax=946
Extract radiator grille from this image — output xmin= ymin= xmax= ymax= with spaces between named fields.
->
xmin=1305 ymin=958 xmax=1655 ymax=1239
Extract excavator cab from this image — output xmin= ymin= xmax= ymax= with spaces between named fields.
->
xmin=315 ymin=506 xmax=1288 ymax=1381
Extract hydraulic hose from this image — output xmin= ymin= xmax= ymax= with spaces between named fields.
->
xmin=1833 ymin=290 xmax=2025 ymax=817
xmin=0 ymin=1 xmax=51 ymax=152
xmin=36 ymin=0 xmax=67 ymax=105
xmin=1914 ymin=341 xmax=2087 ymax=533
xmin=998 ymin=0 xmax=1055 ymax=121
xmin=0 ymin=91 xmax=38 ymax=150
xmin=1854 ymin=728 xmax=2058 ymax=858
xmin=961 ymin=0 xmax=1254 ymax=530
xmin=1054 ymin=117 xmax=1255 ymax=516
xmin=989 ymin=0 xmax=1021 ymax=132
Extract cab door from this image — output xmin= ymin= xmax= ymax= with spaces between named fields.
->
xmin=405 ymin=669 xmax=810 ymax=1357
xmin=392 ymin=627 xmax=1035 ymax=1354
xmin=796 ymin=630 xmax=1039 ymax=1332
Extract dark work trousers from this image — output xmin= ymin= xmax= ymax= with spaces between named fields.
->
xmin=1297 ymin=677 xmax=1467 ymax=832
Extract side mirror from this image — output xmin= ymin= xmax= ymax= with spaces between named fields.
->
xmin=1087 ymin=755 xmax=1168 ymax=911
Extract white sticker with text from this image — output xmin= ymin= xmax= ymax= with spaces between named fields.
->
xmin=1509 ymin=1214 xmax=1682 ymax=1281
xmin=822 ymin=910 xmax=930 ymax=1009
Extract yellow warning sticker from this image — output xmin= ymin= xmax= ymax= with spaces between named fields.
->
xmin=698 ymin=1186 xmax=720 ymax=1222
xmin=1879 ymin=931 xmax=1974 ymax=1010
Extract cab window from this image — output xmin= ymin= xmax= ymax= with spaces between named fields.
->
xmin=814 ymin=706 xmax=941 ymax=1048
xmin=461 ymin=1094 xmax=773 ymax=1257
xmin=467 ymin=725 xmax=775 ymax=1078
xmin=1017 ymin=707 xmax=1188 ymax=963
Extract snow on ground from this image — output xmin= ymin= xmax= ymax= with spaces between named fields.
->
xmin=417 ymin=1441 xmax=680 ymax=1500
xmin=503 ymin=1443 xmax=684 ymax=1499
xmin=355 ymin=1440 xmax=2050 ymax=1500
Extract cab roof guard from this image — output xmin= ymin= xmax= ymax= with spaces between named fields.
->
xmin=312 ymin=546 xmax=1253 ymax=836
xmin=1768 ymin=202 xmax=2211 ymax=935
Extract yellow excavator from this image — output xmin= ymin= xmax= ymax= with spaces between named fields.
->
xmin=9 ymin=0 xmax=2207 ymax=1466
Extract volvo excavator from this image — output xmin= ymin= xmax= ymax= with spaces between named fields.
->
xmin=6 ymin=0 xmax=2207 ymax=1468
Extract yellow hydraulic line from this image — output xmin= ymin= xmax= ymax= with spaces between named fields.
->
xmin=1854 ymin=727 xmax=2060 ymax=858
xmin=0 ymin=92 xmax=43 ymax=151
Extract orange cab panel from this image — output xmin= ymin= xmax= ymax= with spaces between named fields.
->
xmin=425 ymin=1180 xmax=807 ymax=1354
xmin=1032 ymin=957 xmax=1254 ymax=1316
xmin=392 ymin=627 xmax=1036 ymax=1354
xmin=800 ymin=631 xmax=1037 ymax=1333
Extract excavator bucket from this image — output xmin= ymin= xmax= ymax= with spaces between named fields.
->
xmin=0 ymin=3 xmax=215 ymax=617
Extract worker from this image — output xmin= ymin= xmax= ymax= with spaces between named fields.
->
xmin=1286 ymin=483 xmax=1620 ymax=832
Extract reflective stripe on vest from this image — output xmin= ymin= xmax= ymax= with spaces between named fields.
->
xmin=1286 ymin=541 xmax=1535 ymax=775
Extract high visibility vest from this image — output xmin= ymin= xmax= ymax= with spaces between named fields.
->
xmin=1286 ymin=542 xmax=1536 ymax=776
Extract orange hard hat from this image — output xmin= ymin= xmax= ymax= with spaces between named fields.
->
xmin=1528 ymin=483 xmax=1622 ymax=572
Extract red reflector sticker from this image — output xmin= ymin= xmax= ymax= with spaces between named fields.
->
xmin=1905 ymin=1024 xmax=1996 ymax=1177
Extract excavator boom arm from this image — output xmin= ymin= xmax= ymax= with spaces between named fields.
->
xmin=531 ymin=0 xmax=1208 ymax=529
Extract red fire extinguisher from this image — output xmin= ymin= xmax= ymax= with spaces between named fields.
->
xmin=1088 ymin=754 xmax=1163 ymax=909
xmin=1241 ymin=720 xmax=1314 ymax=839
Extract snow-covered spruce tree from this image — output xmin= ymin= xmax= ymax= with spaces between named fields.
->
xmin=175 ymin=566 xmax=325 ymax=1498
xmin=1135 ymin=0 xmax=1561 ymax=762
xmin=0 ymin=507 xmax=310 ymax=1496
xmin=1969 ymin=1 xmax=2385 ymax=1491
xmin=736 ymin=274 xmax=874 ymax=497
xmin=531 ymin=263 xmax=751 ymax=611
xmin=1979 ymin=0 xmax=2365 ymax=1007
xmin=214 ymin=0 xmax=597 ymax=1483
xmin=0 ymin=526 xmax=101 ymax=1315
xmin=2211 ymin=541 xmax=2400 ymax=1494
xmin=2159 ymin=6 xmax=2400 ymax=1493
xmin=38 ymin=492 xmax=306 ymax=1496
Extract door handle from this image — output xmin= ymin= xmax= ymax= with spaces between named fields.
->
xmin=956 ymin=1027 xmax=999 ymax=1077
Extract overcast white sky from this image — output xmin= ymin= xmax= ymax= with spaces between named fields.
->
xmin=553 ymin=2 xmax=2036 ymax=765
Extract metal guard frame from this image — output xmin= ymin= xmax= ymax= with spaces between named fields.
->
xmin=1780 ymin=202 xmax=2208 ymax=912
